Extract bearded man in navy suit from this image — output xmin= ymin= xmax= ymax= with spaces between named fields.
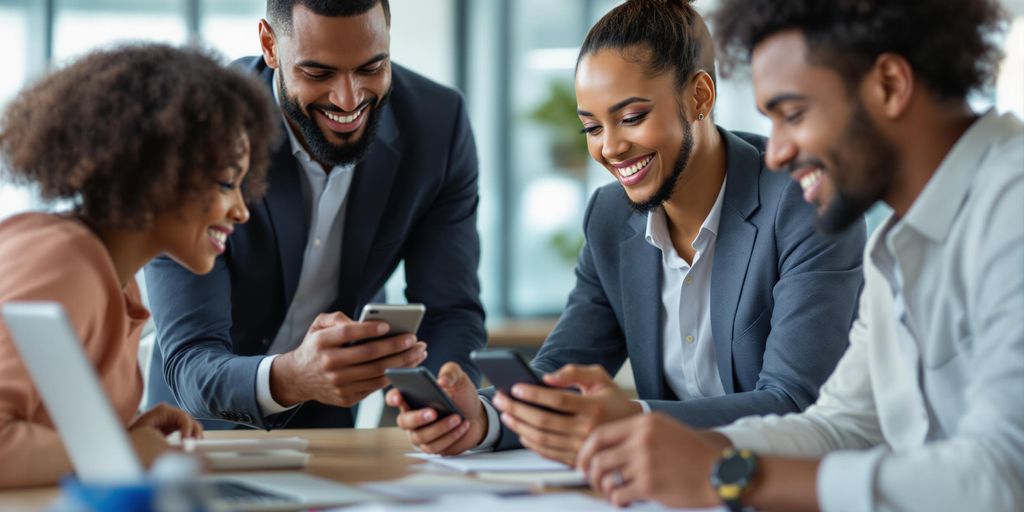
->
xmin=145 ymin=0 xmax=485 ymax=429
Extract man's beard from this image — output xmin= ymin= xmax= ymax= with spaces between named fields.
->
xmin=627 ymin=118 xmax=695 ymax=213
xmin=278 ymin=73 xmax=390 ymax=167
xmin=816 ymin=102 xmax=898 ymax=234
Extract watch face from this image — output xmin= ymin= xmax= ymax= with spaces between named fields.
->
xmin=718 ymin=456 xmax=753 ymax=484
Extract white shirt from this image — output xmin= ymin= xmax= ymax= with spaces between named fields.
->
xmin=717 ymin=110 xmax=1024 ymax=511
xmin=643 ymin=178 xmax=727 ymax=403
xmin=255 ymin=73 xmax=356 ymax=416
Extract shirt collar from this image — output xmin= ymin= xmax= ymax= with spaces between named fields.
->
xmin=901 ymin=109 xmax=1003 ymax=243
xmin=645 ymin=176 xmax=728 ymax=251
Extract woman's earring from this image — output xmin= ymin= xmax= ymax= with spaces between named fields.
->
xmin=697 ymin=112 xmax=705 ymax=121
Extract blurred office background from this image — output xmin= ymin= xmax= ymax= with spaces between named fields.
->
xmin=1 ymin=0 xmax=1022 ymax=331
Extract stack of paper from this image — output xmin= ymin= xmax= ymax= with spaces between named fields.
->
xmin=176 ymin=437 xmax=310 ymax=470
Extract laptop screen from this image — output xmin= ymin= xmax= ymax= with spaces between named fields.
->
xmin=2 ymin=301 xmax=145 ymax=483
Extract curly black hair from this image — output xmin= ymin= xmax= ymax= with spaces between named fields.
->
xmin=0 ymin=43 xmax=278 ymax=229
xmin=578 ymin=0 xmax=716 ymax=90
xmin=711 ymin=0 xmax=1007 ymax=100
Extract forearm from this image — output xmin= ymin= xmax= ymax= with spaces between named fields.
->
xmin=164 ymin=343 xmax=265 ymax=426
xmin=647 ymin=388 xmax=802 ymax=429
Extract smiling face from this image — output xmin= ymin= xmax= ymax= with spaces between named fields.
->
xmin=151 ymin=136 xmax=252 ymax=274
xmin=576 ymin=48 xmax=695 ymax=212
xmin=262 ymin=3 xmax=392 ymax=167
xmin=753 ymin=31 xmax=898 ymax=234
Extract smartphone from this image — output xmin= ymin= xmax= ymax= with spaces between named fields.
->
xmin=385 ymin=367 xmax=464 ymax=419
xmin=351 ymin=303 xmax=426 ymax=346
xmin=470 ymin=349 xmax=565 ymax=414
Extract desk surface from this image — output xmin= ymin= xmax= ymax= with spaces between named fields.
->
xmin=0 ymin=428 xmax=423 ymax=511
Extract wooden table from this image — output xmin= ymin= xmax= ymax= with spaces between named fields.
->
xmin=0 ymin=428 xmax=426 ymax=511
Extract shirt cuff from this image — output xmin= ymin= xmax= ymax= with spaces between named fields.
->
xmin=817 ymin=447 xmax=886 ymax=512
xmin=634 ymin=399 xmax=651 ymax=414
xmin=256 ymin=354 xmax=299 ymax=417
xmin=474 ymin=395 xmax=501 ymax=450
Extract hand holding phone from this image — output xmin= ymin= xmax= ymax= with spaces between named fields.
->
xmin=470 ymin=349 xmax=566 ymax=414
xmin=385 ymin=367 xmax=464 ymax=419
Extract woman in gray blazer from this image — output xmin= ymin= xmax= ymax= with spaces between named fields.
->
xmin=388 ymin=0 xmax=866 ymax=465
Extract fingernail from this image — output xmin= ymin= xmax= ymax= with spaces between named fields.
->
xmin=404 ymin=336 xmax=415 ymax=347
xmin=422 ymin=410 xmax=435 ymax=421
xmin=378 ymin=323 xmax=389 ymax=334
xmin=447 ymin=415 xmax=461 ymax=427
xmin=511 ymin=385 xmax=524 ymax=398
xmin=493 ymin=394 xmax=505 ymax=408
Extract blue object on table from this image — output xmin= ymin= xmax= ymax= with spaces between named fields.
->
xmin=58 ymin=476 xmax=155 ymax=512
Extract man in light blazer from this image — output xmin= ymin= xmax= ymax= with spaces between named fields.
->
xmin=388 ymin=0 xmax=865 ymax=465
xmin=144 ymin=0 xmax=485 ymax=430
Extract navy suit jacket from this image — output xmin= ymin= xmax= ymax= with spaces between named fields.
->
xmin=145 ymin=57 xmax=486 ymax=429
xmin=491 ymin=129 xmax=865 ymax=449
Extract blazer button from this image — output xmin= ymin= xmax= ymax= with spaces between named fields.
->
xmin=261 ymin=338 xmax=270 ymax=346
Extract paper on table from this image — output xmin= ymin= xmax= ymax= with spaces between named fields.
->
xmin=202 ymin=449 xmax=309 ymax=470
xmin=474 ymin=470 xmax=587 ymax=488
xmin=407 ymin=449 xmax=571 ymax=473
xmin=361 ymin=473 xmax=531 ymax=500
xmin=179 ymin=436 xmax=309 ymax=453
xmin=330 ymin=492 xmax=728 ymax=512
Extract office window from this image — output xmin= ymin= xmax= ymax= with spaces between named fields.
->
xmin=52 ymin=0 xmax=187 ymax=64
xmin=0 ymin=1 xmax=34 ymax=220
xmin=201 ymin=0 xmax=264 ymax=61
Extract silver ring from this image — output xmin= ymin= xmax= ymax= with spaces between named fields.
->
xmin=611 ymin=469 xmax=625 ymax=487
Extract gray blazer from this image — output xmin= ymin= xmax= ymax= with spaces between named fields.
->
xmin=490 ymin=128 xmax=865 ymax=450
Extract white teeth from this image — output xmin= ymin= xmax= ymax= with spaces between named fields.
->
xmin=799 ymin=169 xmax=823 ymax=192
xmin=208 ymin=229 xmax=227 ymax=244
xmin=618 ymin=155 xmax=654 ymax=178
xmin=324 ymin=108 xmax=363 ymax=124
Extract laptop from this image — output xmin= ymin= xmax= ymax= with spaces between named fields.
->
xmin=1 ymin=301 xmax=391 ymax=511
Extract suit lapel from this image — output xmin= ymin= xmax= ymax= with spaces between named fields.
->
xmin=709 ymin=129 xmax=762 ymax=394
xmin=255 ymin=63 xmax=308 ymax=309
xmin=263 ymin=134 xmax=309 ymax=307
xmin=336 ymin=102 xmax=402 ymax=316
xmin=619 ymin=213 xmax=669 ymax=399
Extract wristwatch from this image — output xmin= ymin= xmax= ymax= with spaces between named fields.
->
xmin=710 ymin=448 xmax=758 ymax=512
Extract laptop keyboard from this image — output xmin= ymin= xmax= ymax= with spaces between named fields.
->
xmin=209 ymin=481 xmax=298 ymax=503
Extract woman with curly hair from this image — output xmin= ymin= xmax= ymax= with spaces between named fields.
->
xmin=0 ymin=43 xmax=276 ymax=488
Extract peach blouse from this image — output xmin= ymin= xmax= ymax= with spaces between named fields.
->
xmin=0 ymin=213 xmax=149 ymax=488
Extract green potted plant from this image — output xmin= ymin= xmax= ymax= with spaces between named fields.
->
xmin=526 ymin=78 xmax=590 ymax=178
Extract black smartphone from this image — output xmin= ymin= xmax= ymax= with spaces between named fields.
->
xmin=385 ymin=367 xmax=464 ymax=420
xmin=470 ymin=349 xmax=565 ymax=414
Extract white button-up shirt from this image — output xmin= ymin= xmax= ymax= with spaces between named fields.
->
xmin=644 ymin=178 xmax=728 ymax=402
xmin=255 ymin=73 xmax=356 ymax=416
xmin=718 ymin=110 xmax=1024 ymax=511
